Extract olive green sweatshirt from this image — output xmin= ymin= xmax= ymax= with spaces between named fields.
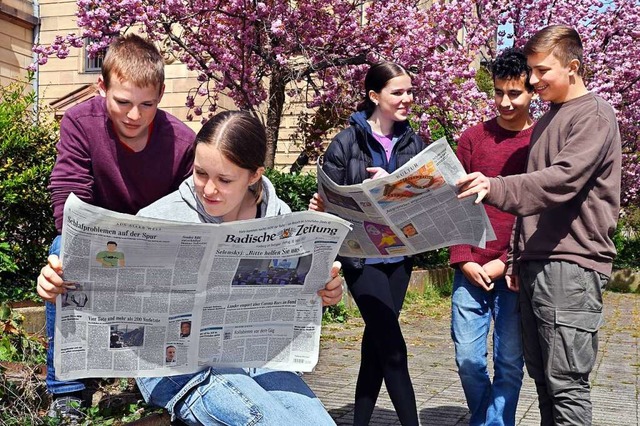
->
xmin=487 ymin=92 xmax=621 ymax=276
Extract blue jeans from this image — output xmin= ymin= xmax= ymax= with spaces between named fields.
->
xmin=137 ymin=368 xmax=335 ymax=425
xmin=451 ymin=269 xmax=524 ymax=426
xmin=46 ymin=235 xmax=86 ymax=394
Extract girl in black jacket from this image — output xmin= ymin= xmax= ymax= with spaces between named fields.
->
xmin=314 ymin=61 xmax=425 ymax=425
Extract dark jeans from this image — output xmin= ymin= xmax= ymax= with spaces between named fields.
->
xmin=519 ymin=260 xmax=608 ymax=426
xmin=343 ymin=258 xmax=418 ymax=426
xmin=45 ymin=235 xmax=85 ymax=394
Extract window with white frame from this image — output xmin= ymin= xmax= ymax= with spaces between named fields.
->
xmin=84 ymin=40 xmax=104 ymax=73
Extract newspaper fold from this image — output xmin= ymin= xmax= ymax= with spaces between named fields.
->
xmin=317 ymin=137 xmax=496 ymax=258
xmin=54 ymin=194 xmax=351 ymax=380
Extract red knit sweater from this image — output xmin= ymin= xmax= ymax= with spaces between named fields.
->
xmin=449 ymin=118 xmax=533 ymax=267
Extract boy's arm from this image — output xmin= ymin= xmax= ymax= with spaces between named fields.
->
xmin=482 ymin=259 xmax=506 ymax=281
xmin=175 ymin=141 xmax=195 ymax=186
xmin=449 ymin=245 xmax=474 ymax=266
xmin=458 ymin=261 xmax=494 ymax=291
xmin=486 ymin=113 xmax=617 ymax=216
xmin=37 ymin=255 xmax=68 ymax=303
xmin=455 ymin=128 xmax=473 ymax=173
xmin=49 ymin=115 xmax=95 ymax=233
xmin=505 ymin=217 xmax=521 ymax=275
xmin=503 ymin=217 xmax=522 ymax=292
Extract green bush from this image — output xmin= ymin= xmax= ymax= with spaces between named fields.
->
xmin=321 ymin=299 xmax=354 ymax=324
xmin=475 ymin=64 xmax=494 ymax=97
xmin=0 ymin=303 xmax=46 ymax=364
xmin=613 ymin=206 xmax=640 ymax=270
xmin=264 ymin=168 xmax=317 ymax=212
xmin=0 ymin=76 xmax=58 ymax=303
xmin=615 ymin=237 xmax=640 ymax=270
xmin=413 ymin=248 xmax=450 ymax=269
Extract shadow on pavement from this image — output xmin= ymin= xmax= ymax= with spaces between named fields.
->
xmin=420 ymin=405 xmax=469 ymax=425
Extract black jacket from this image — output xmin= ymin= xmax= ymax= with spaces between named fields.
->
xmin=321 ymin=111 xmax=426 ymax=269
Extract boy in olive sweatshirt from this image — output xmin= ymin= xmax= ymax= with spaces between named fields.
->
xmin=457 ymin=25 xmax=621 ymax=426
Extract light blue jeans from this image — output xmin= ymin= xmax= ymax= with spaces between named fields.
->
xmin=451 ymin=269 xmax=524 ymax=426
xmin=137 ymin=367 xmax=335 ymax=425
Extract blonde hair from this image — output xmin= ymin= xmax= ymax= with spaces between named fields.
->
xmin=524 ymin=25 xmax=584 ymax=76
xmin=101 ymin=34 xmax=165 ymax=90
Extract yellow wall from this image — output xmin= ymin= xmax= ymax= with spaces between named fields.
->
xmin=0 ymin=0 xmax=36 ymax=86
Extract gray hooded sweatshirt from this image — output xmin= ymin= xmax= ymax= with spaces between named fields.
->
xmin=137 ymin=175 xmax=291 ymax=223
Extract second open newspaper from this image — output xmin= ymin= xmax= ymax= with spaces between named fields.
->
xmin=318 ymin=137 xmax=496 ymax=258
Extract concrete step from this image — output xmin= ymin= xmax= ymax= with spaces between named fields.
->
xmin=11 ymin=304 xmax=46 ymax=336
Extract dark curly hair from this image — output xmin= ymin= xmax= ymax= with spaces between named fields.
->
xmin=491 ymin=47 xmax=534 ymax=92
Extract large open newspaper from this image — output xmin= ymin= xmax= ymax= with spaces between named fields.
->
xmin=318 ymin=137 xmax=495 ymax=258
xmin=54 ymin=194 xmax=351 ymax=380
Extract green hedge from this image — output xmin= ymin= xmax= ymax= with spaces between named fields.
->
xmin=613 ymin=207 xmax=640 ymax=270
xmin=0 ymin=76 xmax=58 ymax=303
xmin=264 ymin=168 xmax=317 ymax=212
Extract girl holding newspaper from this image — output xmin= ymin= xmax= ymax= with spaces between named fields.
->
xmin=310 ymin=61 xmax=425 ymax=426
xmin=37 ymin=111 xmax=344 ymax=425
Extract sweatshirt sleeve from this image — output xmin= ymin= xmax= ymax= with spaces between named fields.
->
xmin=49 ymin=114 xmax=95 ymax=233
xmin=487 ymin=112 xmax=616 ymax=216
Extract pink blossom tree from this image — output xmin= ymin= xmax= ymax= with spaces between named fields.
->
xmin=33 ymin=0 xmax=639 ymax=205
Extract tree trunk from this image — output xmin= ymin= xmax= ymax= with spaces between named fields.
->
xmin=265 ymin=68 xmax=286 ymax=169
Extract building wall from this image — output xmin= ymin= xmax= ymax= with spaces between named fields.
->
xmin=0 ymin=0 xmax=37 ymax=86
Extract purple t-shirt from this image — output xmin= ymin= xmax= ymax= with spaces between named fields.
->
xmin=49 ymin=96 xmax=195 ymax=232
xmin=371 ymin=132 xmax=394 ymax=161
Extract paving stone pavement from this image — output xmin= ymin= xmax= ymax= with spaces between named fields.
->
xmin=304 ymin=291 xmax=640 ymax=426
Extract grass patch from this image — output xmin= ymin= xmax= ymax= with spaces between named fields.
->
xmin=322 ymin=299 xmax=360 ymax=325
xmin=322 ymin=275 xmax=453 ymax=326
xmin=402 ymin=283 xmax=451 ymax=319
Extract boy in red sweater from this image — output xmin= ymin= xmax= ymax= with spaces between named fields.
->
xmin=449 ymin=48 xmax=534 ymax=426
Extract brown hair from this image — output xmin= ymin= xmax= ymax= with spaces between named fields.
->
xmin=357 ymin=61 xmax=410 ymax=116
xmin=101 ymin=34 xmax=165 ymax=90
xmin=524 ymin=25 xmax=584 ymax=76
xmin=194 ymin=111 xmax=266 ymax=202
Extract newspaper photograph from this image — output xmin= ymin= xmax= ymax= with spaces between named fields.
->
xmin=317 ymin=137 xmax=496 ymax=258
xmin=54 ymin=194 xmax=351 ymax=380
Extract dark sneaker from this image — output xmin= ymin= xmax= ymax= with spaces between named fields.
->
xmin=47 ymin=395 xmax=84 ymax=424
